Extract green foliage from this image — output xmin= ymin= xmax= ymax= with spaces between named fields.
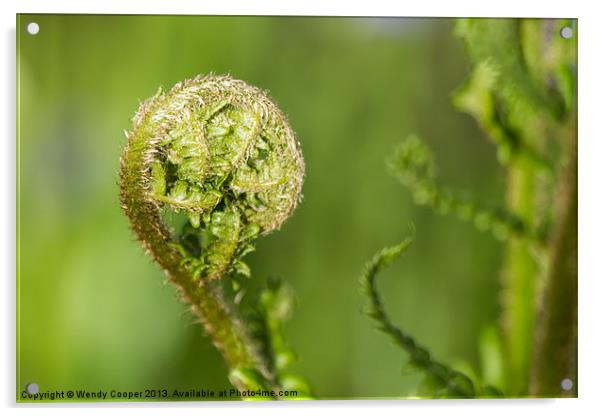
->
xmin=453 ymin=60 xmax=552 ymax=172
xmin=119 ymin=74 xmax=306 ymax=396
xmin=125 ymin=75 xmax=304 ymax=281
xmin=387 ymin=135 xmax=543 ymax=243
xmin=455 ymin=18 xmax=577 ymax=396
xmin=360 ymin=236 xmax=503 ymax=398
xmin=479 ymin=324 xmax=505 ymax=389
xmin=229 ymin=368 xmax=268 ymax=392
xmin=454 ymin=18 xmax=576 ymax=169
xmin=455 ymin=19 xmax=565 ymax=121
xmin=372 ymin=18 xmax=577 ymax=398
xmin=20 ymin=15 xmax=576 ymax=400
xmin=245 ymin=278 xmax=313 ymax=398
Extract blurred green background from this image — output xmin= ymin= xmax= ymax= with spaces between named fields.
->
xmin=17 ymin=15 xmax=505 ymax=400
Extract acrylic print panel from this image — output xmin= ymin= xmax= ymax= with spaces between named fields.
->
xmin=16 ymin=14 xmax=577 ymax=402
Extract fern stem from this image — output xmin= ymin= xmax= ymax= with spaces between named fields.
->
xmin=500 ymin=160 xmax=540 ymax=394
xmin=529 ymin=119 xmax=577 ymax=397
xmin=360 ymin=237 xmax=477 ymax=398
xmin=388 ymin=136 xmax=545 ymax=244
xmin=120 ymin=124 xmax=274 ymax=392
xmin=119 ymin=75 xmax=304 ymax=395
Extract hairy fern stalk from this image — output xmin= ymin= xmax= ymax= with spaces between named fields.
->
xmin=366 ymin=18 xmax=576 ymax=398
xmin=119 ymin=74 xmax=308 ymax=397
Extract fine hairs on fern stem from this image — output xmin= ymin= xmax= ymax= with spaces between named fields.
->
xmin=119 ymin=74 xmax=304 ymax=393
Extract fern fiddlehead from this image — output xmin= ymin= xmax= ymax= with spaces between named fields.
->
xmin=119 ymin=74 xmax=304 ymax=393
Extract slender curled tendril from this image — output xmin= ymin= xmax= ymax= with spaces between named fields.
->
xmin=360 ymin=236 xmax=502 ymax=398
xmin=387 ymin=136 xmax=546 ymax=244
xmin=119 ymin=74 xmax=304 ymax=393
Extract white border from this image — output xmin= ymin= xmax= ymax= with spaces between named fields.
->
xmin=3 ymin=1 xmax=601 ymax=415
xmin=6 ymin=0 xmax=584 ymax=17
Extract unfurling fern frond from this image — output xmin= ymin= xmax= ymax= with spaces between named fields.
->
xmin=120 ymin=74 xmax=305 ymax=395
xmin=387 ymin=136 xmax=545 ymax=243
xmin=360 ymin=236 xmax=503 ymax=398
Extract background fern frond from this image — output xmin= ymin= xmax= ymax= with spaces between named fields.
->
xmin=387 ymin=136 xmax=544 ymax=243
xmin=455 ymin=18 xmax=577 ymax=396
xmin=360 ymin=236 xmax=503 ymax=398
xmin=453 ymin=60 xmax=553 ymax=173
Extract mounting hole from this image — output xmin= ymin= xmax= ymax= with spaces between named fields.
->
xmin=26 ymin=22 xmax=40 ymax=35
xmin=26 ymin=383 xmax=39 ymax=395
xmin=560 ymin=378 xmax=573 ymax=391
xmin=560 ymin=26 xmax=573 ymax=39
